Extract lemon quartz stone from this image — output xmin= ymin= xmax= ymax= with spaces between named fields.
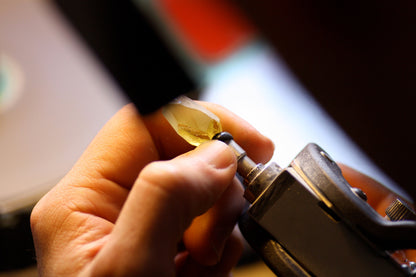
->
xmin=162 ymin=96 xmax=222 ymax=146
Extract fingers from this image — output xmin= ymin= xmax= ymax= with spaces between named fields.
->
xmin=71 ymin=103 xmax=160 ymax=188
xmin=143 ymin=101 xmax=275 ymax=164
xmin=32 ymin=101 xmax=272 ymax=276
xmin=201 ymin=102 xmax=274 ymax=164
xmin=183 ymin=177 xmax=245 ymax=265
xmin=176 ymin=229 xmax=244 ymax=277
xmin=73 ymin=101 xmax=274 ymax=189
xmin=86 ymin=141 xmax=239 ymax=276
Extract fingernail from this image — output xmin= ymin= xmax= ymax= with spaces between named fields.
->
xmin=196 ymin=141 xmax=236 ymax=170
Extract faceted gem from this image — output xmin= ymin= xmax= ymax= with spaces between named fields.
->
xmin=162 ymin=96 xmax=222 ymax=146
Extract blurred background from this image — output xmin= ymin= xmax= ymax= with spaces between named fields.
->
xmin=1 ymin=0 xmax=414 ymax=275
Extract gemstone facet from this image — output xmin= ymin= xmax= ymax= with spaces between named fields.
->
xmin=162 ymin=96 xmax=222 ymax=146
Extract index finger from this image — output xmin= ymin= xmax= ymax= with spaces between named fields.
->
xmin=75 ymin=101 xmax=274 ymax=189
xmin=144 ymin=101 xmax=275 ymax=163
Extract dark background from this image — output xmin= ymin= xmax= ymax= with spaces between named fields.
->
xmin=239 ymin=0 xmax=415 ymax=200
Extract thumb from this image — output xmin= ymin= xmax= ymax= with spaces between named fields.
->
xmin=86 ymin=141 xmax=237 ymax=276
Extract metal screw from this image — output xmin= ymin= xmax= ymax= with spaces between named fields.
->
xmin=351 ymin=187 xmax=368 ymax=201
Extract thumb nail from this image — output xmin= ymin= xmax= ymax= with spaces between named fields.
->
xmin=195 ymin=141 xmax=236 ymax=170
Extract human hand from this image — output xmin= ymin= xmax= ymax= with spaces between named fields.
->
xmin=30 ymin=102 xmax=274 ymax=277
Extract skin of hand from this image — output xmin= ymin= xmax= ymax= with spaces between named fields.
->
xmin=30 ymin=102 xmax=274 ymax=277
xmin=30 ymin=102 xmax=415 ymax=276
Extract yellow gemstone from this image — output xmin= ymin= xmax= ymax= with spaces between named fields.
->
xmin=162 ymin=96 xmax=222 ymax=146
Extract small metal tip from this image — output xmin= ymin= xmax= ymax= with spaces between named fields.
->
xmin=213 ymin=131 xmax=281 ymax=203
xmin=212 ymin=132 xmax=233 ymax=142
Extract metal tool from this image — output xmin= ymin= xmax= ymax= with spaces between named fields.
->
xmin=214 ymin=132 xmax=416 ymax=277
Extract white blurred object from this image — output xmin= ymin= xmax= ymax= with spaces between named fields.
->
xmin=0 ymin=54 xmax=25 ymax=114
xmin=0 ymin=0 xmax=127 ymax=214
xmin=201 ymin=43 xmax=403 ymax=196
